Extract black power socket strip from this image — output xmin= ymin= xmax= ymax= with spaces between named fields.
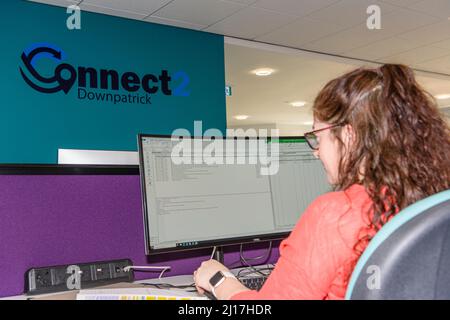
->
xmin=25 ymin=258 xmax=134 ymax=295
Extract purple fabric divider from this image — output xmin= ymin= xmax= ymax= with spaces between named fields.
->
xmin=0 ymin=174 xmax=279 ymax=297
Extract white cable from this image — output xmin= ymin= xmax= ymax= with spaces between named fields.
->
xmin=123 ymin=265 xmax=171 ymax=280
xmin=239 ymin=241 xmax=273 ymax=278
xmin=210 ymin=246 xmax=217 ymax=260
xmin=240 ymin=241 xmax=273 ymax=262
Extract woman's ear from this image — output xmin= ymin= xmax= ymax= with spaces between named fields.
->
xmin=343 ymin=124 xmax=355 ymax=147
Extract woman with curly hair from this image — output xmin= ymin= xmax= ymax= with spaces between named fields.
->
xmin=193 ymin=64 xmax=450 ymax=300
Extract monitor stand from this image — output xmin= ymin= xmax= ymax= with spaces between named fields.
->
xmin=212 ymin=246 xmax=224 ymax=264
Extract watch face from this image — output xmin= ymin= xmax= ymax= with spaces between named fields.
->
xmin=209 ymin=271 xmax=224 ymax=287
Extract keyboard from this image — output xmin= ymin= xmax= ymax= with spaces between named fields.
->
xmin=240 ymin=276 xmax=267 ymax=291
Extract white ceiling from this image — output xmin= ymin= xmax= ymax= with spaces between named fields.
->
xmin=30 ymin=0 xmax=450 ymax=75
xmin=225 ymin=39 xmax=450 ymax=135
xmin=28 ymin=0 xmax=450 ymax=134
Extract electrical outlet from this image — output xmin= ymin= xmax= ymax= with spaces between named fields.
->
xmin=26 ymin=259 xmax=133 ymax=295
xmin=111 ymin=260 xmax=130 ymax=279
xmin=93 ymin=263 xmax=111 ymax=281
xmin=51 ymin=268 xmax=68 ymax=286
xmin=79 ymin=264 xmax=93 ymax=283
xmin=28 ymin=268 xmax=52 ymax=289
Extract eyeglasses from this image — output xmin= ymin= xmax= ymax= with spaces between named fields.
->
xmin=304 ymin=123 xmax=343 ymax=150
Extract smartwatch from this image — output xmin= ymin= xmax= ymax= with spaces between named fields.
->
xmin=209 ymin=271 xmax=236 ymax=298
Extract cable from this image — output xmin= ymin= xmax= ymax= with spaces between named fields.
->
xmin=125 ymin=242 xmax=274 ymax=290
xmin=240 ymin=241 xmax=273 ymax=262
xmin=142 ymin=282 xmax=197 ymax=291
xmin=237 ymin=265 xmax=274 ymax=279
xmin=210 ymin=246 xmax=217 ymax=260
xmin=238 ymin=241 xmax=273 ymax=278
xmin=146 ymin=247 xmax=218 ymax=292
xmin=124 ymin=265 xmax=198 ymax=290
xmin=123 ymin=265 xmax=171 ymax=280
xmin=227 ymin=241 xmax=274 ymax=269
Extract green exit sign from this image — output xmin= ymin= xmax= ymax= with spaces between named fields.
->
xmin=225 ymin=86 xmax=232 ymax=96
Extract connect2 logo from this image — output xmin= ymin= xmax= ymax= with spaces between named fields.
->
xmin=19 ymin=43 xmax=191 ymax=105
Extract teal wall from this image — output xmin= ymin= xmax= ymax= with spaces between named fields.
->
xmin=0 ymin=0 xmax=226 ymax=163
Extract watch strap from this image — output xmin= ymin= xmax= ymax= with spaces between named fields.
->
xmin=211 ymin=271 xmax=236 ymax=298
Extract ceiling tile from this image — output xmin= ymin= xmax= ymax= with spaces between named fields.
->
xmin=431 ymin=38 xmax=450 ymax=50
xmin=377 ymin=6 xmax=441 ymax=36
xmin=144 ymin=15 xmax=207 ymax=30
xmin=256 ymin=17 xmax=348 ymax=47
xmin=28 ymin=0 xmax=79 ymax=7
xmin=304 ymin=7 xmax=440 ymax=54
xmin=205 ymin=6 xmax=298 ymax=39
xmin=396 ymin=20 xmax=450 ymax=47
xmin=409 ymin=0 xmax=450 ymax=19
xmin=306 ymin=0 xmax=397 ymax=29
xmin=380 ymin=45 xmax=450 ymax=65
xmin=144 ymin=16 xmax=207 ymax=30
xmin=251 ymin=0 xmax=340 ymax=17
xmin=302 ymin=23 xmax=392 ymax=54
xmin=82 ymin=0 xmax=172 ymax=15
xmin=343 ymin=36 xmax=421 ymax=61
xmin=414 ymin=55 xmax=450 ymax=74
xmin=152 ymin=0 xmax=246 ymax=26
xmin=79 ymin=3 xmax=148 ymax=20
xmin=226 ymin=0 xmax=258 ymax=4
xmin=379 ymin=0 xmax=423 ymax=7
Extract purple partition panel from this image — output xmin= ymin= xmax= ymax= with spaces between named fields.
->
xmin=0 ymin=174 xmax=279 ymax=297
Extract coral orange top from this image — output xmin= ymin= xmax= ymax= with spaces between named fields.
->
xmin=231 ymin=184 xmax=373 ymax=300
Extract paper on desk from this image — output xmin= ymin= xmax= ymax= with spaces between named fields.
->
xmin=77 ymin=287 xmax=209 ymax=300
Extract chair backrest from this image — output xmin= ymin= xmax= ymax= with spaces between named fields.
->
xmin=346 ymin=189 xmax=450 ymax=300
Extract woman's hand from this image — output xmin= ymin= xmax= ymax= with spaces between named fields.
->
xmin=193 ymin=259 xmax=230 ymax=294
xmin=193 ymin=260 xmax=249 ymax=300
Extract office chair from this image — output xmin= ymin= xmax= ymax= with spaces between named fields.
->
xmin=345 ymin=189 xmax=450 ymax=300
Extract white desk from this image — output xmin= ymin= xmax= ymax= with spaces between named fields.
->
xmin=1 ymin=265 xmax=271 ymax=300
xmin=1 ymin=274 xmax=196 ymax=300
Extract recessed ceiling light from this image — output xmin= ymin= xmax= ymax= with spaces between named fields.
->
xmin=290 ymin=101 xmax=307 ymax=107
xmin=435 ymin=94 xmax=450 ymax=100
xmin=234 ymin=115 xmax=249 ymax=120
xmin=252 ymin=68 xmax=275 ymax=76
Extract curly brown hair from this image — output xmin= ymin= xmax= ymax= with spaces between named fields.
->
xmin=312 ymin=64 xmax=450 ymax=268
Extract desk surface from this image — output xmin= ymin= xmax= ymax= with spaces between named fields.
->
xmin=1 ymin=274 xmax=196 ymax=300
xmin=1 ymin=265 xmax=271 ymax=300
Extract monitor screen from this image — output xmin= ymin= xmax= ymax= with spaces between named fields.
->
xmin=138 ymin=135 xmax=330 ymax=255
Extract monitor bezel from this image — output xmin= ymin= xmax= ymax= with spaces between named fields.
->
xmin=138 ymin=133 xmax=306 ymax=256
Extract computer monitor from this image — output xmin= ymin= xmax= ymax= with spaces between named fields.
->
xmin=138 ymin=134 xmax=330 ymax=257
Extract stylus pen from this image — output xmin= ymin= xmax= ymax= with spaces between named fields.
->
xmin=203 ymin=291 xmax=216 ymax=300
